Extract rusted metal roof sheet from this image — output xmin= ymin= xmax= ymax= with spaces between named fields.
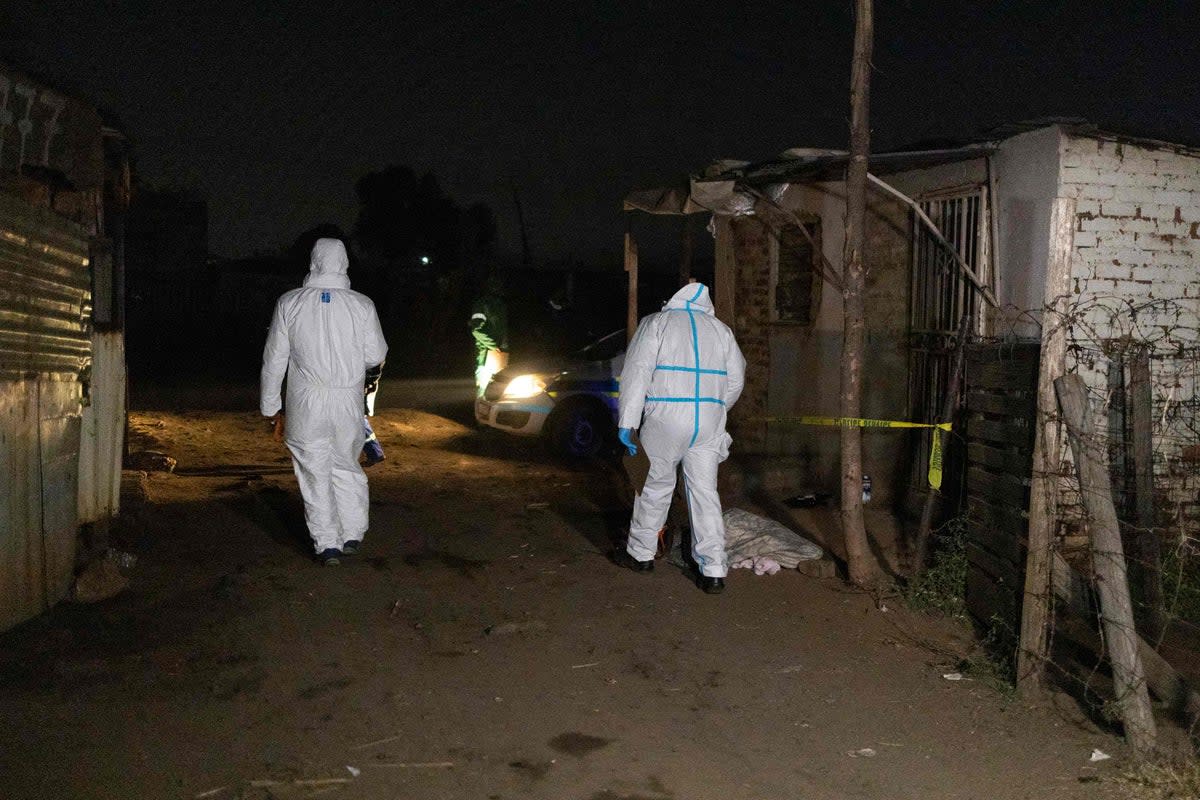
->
xmin=0 ymin=191 xmax=92 ymax=377
xmin=624 ymin=145 xmax=996 ymax=215
xmin=703 ymin=145 xmax=997 ymax=187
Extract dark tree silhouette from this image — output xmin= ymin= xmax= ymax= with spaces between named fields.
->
xmin=354 ymin=167 xmax=481 ymax=270
xmin=353 ymin=166 xmax=496 ymax=373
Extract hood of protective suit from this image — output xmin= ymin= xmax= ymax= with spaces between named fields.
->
xmin=303 ymin=238 xmax=351 ymax=289
xmin=663 ymin=282 xmax=714 ymax=314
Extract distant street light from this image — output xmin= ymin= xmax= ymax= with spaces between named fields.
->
xmin=420 ymin=255 xmax=431 ymax=265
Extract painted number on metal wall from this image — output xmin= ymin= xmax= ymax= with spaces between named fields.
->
xmin=0 ymin=75 xmax=66 ymax=173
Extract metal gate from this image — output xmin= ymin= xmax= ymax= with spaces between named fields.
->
xmin=907 ymin=187 xmax=991 ymax=495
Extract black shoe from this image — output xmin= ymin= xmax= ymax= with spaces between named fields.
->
xmin=318 ymin=548 xmax=342 ymax=566
xmin=698 ymin=576 xmax=725 ymax=594
xmin=612 ymin=549 xmax=654 ymax=573
xmin=342 ymin=540 xmax=361 ymax=556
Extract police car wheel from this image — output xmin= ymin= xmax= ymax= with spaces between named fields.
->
xmin=549 ymin=404 xmax=608 ymax=459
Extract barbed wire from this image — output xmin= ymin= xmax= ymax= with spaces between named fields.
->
xmin=963 ymin=293 xmax=1198 ymax=741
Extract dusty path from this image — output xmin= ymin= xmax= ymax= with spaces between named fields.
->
xmin=0 ymin=381 xmax=1128 ymax=799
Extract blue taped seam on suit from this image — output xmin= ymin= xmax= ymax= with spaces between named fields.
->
xmin=655 ymin=365 xmax=727 ymax=375
xmin=684 ymin=283 xmax=705 ymax=446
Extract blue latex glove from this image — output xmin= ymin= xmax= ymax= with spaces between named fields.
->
xmin=618 ymin=427 xmax=638 ymax=456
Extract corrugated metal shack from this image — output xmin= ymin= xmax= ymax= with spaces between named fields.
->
xmin=0 ymin=63 xmax=129 ymax=631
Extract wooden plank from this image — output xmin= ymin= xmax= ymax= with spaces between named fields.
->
xmin=965 ymin=390 xmax=1036 ymax=417
xmin=1129 ymin=345 xmax=1165 ymax=638
xmin=1106 ymin=351 xmax=1128 ymax=512
xmin=968 ymin=465 xmax=1029 ymax=507
xmin=966 ymin=498 xmax=1026 ymax=564
xmin=967 ymin=359 xmax=1039 ymax=388
xmin=967 ymin=565 xmax=1019 ymax=628
xmin=967 ymin=541 xmax=1021 ymax=589
xmin=967 ymin=495 xmax=1028 ymax=531
xmin=1018 ymin=197 xmax=1074 ymax=696
xmin=967 ymin=525 xmax=1024 ymax=565
xmin=967 ymin=418 xmax=1034 ymax=448
xmin=966 ymin=364 xmax=1038 ymax=381
xmin=967 ymin=441 xmax=1033 ymax=475
xmin=974 ymin=353 xmax=1038 ymax=367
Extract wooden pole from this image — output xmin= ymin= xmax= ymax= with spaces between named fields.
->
xmin=1055 ymin=373 xmax=1158 ymax=757
xmin=1053 ymin=551 xmax=1200 ymax=731
xmin=712 ymin=216 xmax=735 ymax=326
xmin=1017 ymin=195 xmax=1076 ymax=697
xmin=1106 ymin=341 xmax=1128 ymax=514
xmin=624 ymin=231 xmax=638 ymax=344
xmin=1129 ymin=345 xmax=1166 ymax=641
xmin=679 ymin=215 xmax=694 ymax=286
xmin=911 ymin=313 xmax=971 ymax=577
xmin=985 ymin=156 xmax=1002 ymax=319
xmin=840 ymin=0 xmax=874 ymax=586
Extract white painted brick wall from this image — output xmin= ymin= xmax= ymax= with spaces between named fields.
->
xmin=1075 ymin=183 xmax=1116 ymax=201
xmin=1060 ymin=133 xmax=1200 ymax=533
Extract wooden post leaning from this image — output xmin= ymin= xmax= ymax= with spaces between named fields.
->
xmin=1056 ymin=372 xmax=1157 ymax=757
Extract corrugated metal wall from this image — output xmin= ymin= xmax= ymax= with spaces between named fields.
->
xmin=0 ymin=193 xmax=93 ymax=375
xmin=78 ymin=331 xmax=125 ymax=524
xmin=0 ymin=191 xmax=92 ymax=631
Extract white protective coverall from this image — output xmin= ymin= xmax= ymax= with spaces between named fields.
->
xmin=261 ymin=238 xmax=388 ymax=554
xmin=619 ymin=283 xmax=746 ymax=577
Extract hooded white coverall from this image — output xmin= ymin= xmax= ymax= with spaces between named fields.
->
xmin=261 ymin=239 xmax=388 ymax=554
xmin=619 ymin=283 xmax=745 ymax=577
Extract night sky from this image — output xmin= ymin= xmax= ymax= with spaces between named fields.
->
xmin=6 ymin=1 xmax=1198 ymax=264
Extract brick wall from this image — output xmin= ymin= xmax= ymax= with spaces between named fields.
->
xmin=1064 ymin=136 xmax=1199 ymax=313
xmin=721 ymin=195 xmax=913 ymax=500
xmin=728 ymin=217 xmax=771 ymax=452
xmin=1060 ymin=134 xmax=1200 ymax=534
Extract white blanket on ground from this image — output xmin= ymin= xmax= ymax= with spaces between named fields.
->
xmin=723 ymin=508 xmax=823 ymax=571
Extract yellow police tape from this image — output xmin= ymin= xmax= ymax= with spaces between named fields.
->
xmin=763 ymin=415 xmax=952 ymax=490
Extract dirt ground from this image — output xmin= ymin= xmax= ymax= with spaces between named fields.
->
xmin=0 ymin=380 xmax=1140 ymax=799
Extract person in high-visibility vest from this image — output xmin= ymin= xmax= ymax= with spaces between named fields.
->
xmin=469 ymin=274 xmax=509 ymax=396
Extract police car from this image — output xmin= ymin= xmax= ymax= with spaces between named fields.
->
xmin=475 ymin=330 xmax=625 ymax=458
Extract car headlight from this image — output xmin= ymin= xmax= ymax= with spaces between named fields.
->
xmin=502 ymin=374 xmax=549 ymax=399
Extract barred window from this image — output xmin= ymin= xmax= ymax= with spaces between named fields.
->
xmin=770 ymin=221 xmax=820 ymax=325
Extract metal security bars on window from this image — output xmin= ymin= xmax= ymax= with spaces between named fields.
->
xmin=908 ymin=187 xmax=991 ymax=494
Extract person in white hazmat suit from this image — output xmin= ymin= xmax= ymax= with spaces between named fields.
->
xmin=261 ymin=238 xmax=388 ymax=565
xmin=615 ymin=282 xmax=745 ymax=594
